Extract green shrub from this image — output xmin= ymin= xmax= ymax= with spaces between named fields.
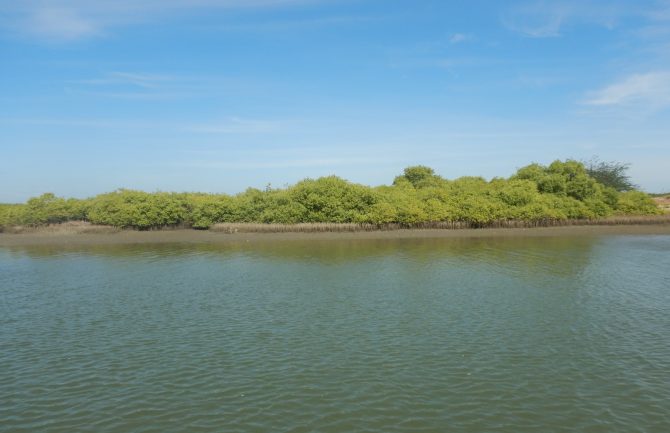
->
xmin=492 ymin=179 xmax=538 ymax=206
xmin=289 ymin=176 xmax=378 ymax=223
xmin=5 ymin=159 xmax=660 ymax=229
xmin=189 ymin=194 xmax=237 ymax=229
xmin=616 ymin=191 xmax=663 ymax=215
xmin=0 ymin=204 xmax=25 ymax=228
xmin=87 ymin=190 xmax=190 ymax=229
xmin=393 ymin=166 xmax=447 ymax=189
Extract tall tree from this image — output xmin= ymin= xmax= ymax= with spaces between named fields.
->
xmin=584 ymin=157 xmax=637 ymax=192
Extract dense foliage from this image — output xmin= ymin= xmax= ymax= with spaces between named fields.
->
xmin=0 ymin=160 xmax=662 ymax=230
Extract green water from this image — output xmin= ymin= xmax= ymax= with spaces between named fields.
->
xmin=1 ymin=235 xmax=669 ymax=432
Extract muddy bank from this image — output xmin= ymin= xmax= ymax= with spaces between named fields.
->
xmin=2 ymin=224 xmax=670 ymax=246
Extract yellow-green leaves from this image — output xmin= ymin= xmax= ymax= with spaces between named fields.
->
xmin=0 ymin=160 xmax=662 ymax=230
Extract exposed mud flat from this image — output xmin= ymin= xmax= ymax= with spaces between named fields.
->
xmin=2 ymin=224 xmax=670 ymax=246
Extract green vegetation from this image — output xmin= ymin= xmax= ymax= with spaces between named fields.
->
xmin=0 ymin=160 xmax=662 ymax=231
xmin=583 ymin=157 xmax=637 ymax=192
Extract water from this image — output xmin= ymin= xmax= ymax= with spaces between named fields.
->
xmin=1 ymin=235 xmax=669 ymax=432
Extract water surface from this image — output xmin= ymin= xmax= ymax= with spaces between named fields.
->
xmin=1 ymin=235 xmax=669 ymax=432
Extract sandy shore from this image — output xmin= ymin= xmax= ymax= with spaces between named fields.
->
xmin=1 ymin=224 xmax=670 ymax=246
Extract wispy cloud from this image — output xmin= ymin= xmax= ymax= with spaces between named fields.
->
xmin=634 ymin=1 xmax=670 ymax=47
xmin=645 ymin=0 xmax=670 ymax=21
xmin=174 ymin=157 xmax=383 ymax=170
xmin=1 ymin=0 xmax=318 ymax=42
xmin=211 ymin=14 xmax=380 ymax=33
xmin=449 ymin=33 xmax=471 ymax=44
xmin=184 ymin=117 xmax=284 ymax=134
xmin=23 ymin=6 xmax=100 ymax=41
xmin=502 ymin=2 xmax=569 ymax=37
xmin=583 ymin=71 xmax=670 ymax=111
xmin=0 ymin=115 xmax=285 ymax=134
xmin=85 ymin=72 xmax=176 ymax=88
xmin=68 ymin=71 xmax=241 ymax=100
xmin=502 ymin=0 xmax=625 ymax=38
xmin=0 ymin=117 xmax=148 ymax=128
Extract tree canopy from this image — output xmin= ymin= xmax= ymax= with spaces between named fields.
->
xmin=584 ymin=157 xmax=637 ymax=192
xmin=0 ymin=159 xmax=661 ymax=230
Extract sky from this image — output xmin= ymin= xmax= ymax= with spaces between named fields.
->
xmin=1 ymin=0 xmax=670 ymax=202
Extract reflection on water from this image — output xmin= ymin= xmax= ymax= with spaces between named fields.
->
xmin=1 ymin=235 xmax=669 ymax=433
xmin=4 ymin=235 xmax=598 ymax=275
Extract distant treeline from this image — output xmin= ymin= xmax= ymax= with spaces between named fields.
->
xmin=0 ymin=160 xmax=662 ymax=230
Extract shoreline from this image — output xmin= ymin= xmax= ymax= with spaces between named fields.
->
xmin=1 ymin=224 xmax=670 ymax=246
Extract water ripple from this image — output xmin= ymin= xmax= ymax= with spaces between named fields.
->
xmin=1 ymin=236 xmax=669 ymax=432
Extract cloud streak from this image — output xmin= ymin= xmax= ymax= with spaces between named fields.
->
xmin=1 ymin=0 xmax=318 ymax=41
xmin=449 ymin=33 xmax=471 ymax=44
xmin=583 ymin=71 xmax=670 ymax=110
xmin=67 ymin=71 xmax=253 ymax=100
xmin=74 ymin=72 xmax=178 ymax=88
xmin=173 ymin=157 xmax=385 ymax=170
xmin=502 ymin=1 xmax=569 ymax=37
xmin=26 ymin=6 xmax=100 ymax=41
xmin=502 ymin=0 xmax=626 ymax=38
xmin=184 ymin=117 xmax=284 ymax=134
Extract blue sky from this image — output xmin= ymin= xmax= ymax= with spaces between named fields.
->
xmin=1 ymin=0 xmax=670 ymax=201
